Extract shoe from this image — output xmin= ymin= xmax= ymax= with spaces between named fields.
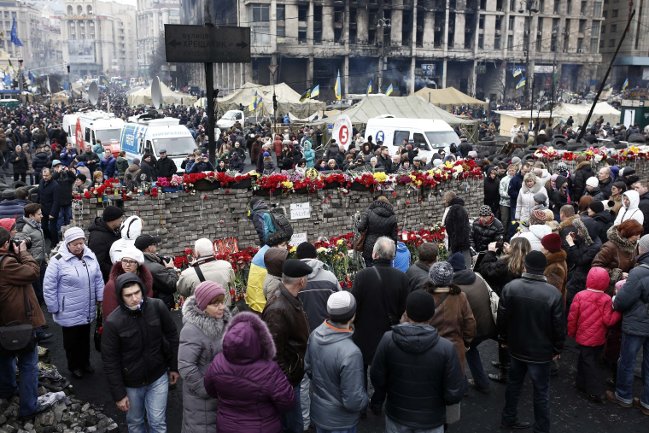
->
xmin=489 ymin=372 xmax=507 ymax=383
xmin=468 ymin=378 xmax=491 ymax=394
xmin=18 ymin=403 xmax=49 ymax=420
xmin=83 ymin=365 xmax=95 ymax=374
xmin=605 ymin=390 xmax=632 ymax=408
xmin=35 ymin=331 xmax=53 ymax=342
xmin=500 ymin=421 xmax=531 ymax=429
xmin=633 ymin=398 xmax=649 ymax=415
xmin=70 ymin=369 xmax=83 ymax=379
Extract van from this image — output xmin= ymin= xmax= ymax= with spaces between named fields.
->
xmin=62 ymin=110 xmax=125 ymax=154
xmin=216 ymin=110 xmax=245 ymax=129
xmin=119 ymin=113 xmax=196 ymax=172
xmin=364 ymin=117 xmax=460 ymax=161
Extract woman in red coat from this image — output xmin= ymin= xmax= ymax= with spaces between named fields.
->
xmin=102 ymin=247 xmax=154 ymax=318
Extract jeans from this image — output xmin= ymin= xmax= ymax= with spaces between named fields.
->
xmin=466 ymin=337 xmax=490 ymax=391
xmin=502 ymin=357 xmax=551 ymax=433
xmin=316 ymin=427 xmax=357 ymax=433
xmin=125 ymin=373 xmax=168 ymax=433
xmin=615 ymin=333 xmax=649 ymax=408
xmin=57 ymin=205 xmax=72 ymax=232
xmin=384 ymin=416 xmax=444 ymax=433
xmin=300 ymin=375 xmax=311 ymax=429
xmin=0 ymin=345 xmax=39 ymax=417
xmin=282 ymin=384 xmax=303 ymax=433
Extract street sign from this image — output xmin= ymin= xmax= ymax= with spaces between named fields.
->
xmin=164 ymin=25 xmax=251 ymax=63
xmin=333 ymin=115 xmax=353 ymax=149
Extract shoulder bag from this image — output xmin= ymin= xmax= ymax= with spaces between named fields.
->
xmin=372 ymin=267 xmax=399 ymax=326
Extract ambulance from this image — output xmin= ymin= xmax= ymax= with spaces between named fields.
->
xmin=62 ymin=110 xmax=124 ymax=155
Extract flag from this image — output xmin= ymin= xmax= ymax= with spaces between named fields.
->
xmin=516 ymin=77 xmax=526 ymax=89
xmin=622 ymin=78 xmax=629 ymax=90
xmin=299 ymin=88 xmax=311 ymax=102
xmin=28 ymin=70 xmax=35 ymax=83
xmin=3 ymin=73 xmax=11 ymax=87
xmin=248 ymin=91 xmax=263 ymax=111
xmin=334 ymin=69 xmax=342 ymax=101
xmin=367 ymin=79 xmax=373 ymax=94
xmin=7 ymin=59 xmax=12 ymax=68
xmin=385 ymin=83 xmax=394 ymax=96
xmin=513 ymin=67 xmax=522 ymax=77
xmin=310 ymin=84 xmax=320 ymax=98
xmin=10 ymin=16 xmax=23 ymax=47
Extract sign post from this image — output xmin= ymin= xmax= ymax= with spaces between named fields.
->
xmin=165 ymin=24 xmax=251 ymax=164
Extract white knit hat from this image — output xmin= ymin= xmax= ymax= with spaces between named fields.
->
xmin=327 ymin=291 xmax=357 ymax=323
xmin=117 ymin=246 xmax=145 ymax=265
xmin=63 ymin=227 xmax=85 ymax=245
xmin=194 ymin=238 xmax=214 ymax=257
xmin=586 ymin=177 xmax=599 ymax=188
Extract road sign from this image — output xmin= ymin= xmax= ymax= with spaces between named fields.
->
xmin=333 ymin=115 xmax=353 ymax=148
xmin=164 ymin=25 xmax=251 ymax=63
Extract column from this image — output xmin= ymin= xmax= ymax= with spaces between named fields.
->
xmin=390 ymin=0 xmax=403 ymax=46
xmin=410 ymin=0 xmax=417 ymax=95
xmin=442 ymin=59 xmax=448 ymax=88
xmin=307 ymin=1 xmax=314 ymax=48
xmin=307 ymin=56 xmax=314 ymax=88
xmin=270 ymin=0 xmax=277 ymax=52
xmin=343 ymin=55 xmax=349 ymax=97
xmin=468 ymin=60 xmax=477 ymax=96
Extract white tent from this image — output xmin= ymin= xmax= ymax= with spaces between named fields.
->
xmin=127 ymin=81 xmax=196 ymax=106
xmin=553 ymin=102 xmax=621 ymax=126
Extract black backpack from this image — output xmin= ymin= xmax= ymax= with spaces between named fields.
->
xmin=269 ymin=209 xmax=294 ymax=240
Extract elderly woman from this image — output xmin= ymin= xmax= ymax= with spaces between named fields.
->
xmin=178 ymin=281 xmax=232 ymax=433
xmin=44 ymin=227 xmax=104 ymax=379
xmin=101 ymin=246 xmax=154 ymax=318
xmin=357 ymin=196 xmax=398 ymax=267
xmin=515 ymin=172 xmax=548 ymax=224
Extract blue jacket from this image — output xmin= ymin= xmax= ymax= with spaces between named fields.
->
xmin=393 ymin=241 xmax=411 ymax=273
xmin=0 ymin=198 xmax=28 ymax=220
xmin=43 ymin=245 xmax=105 ymax=327
xmin=614 ymin=252 xmax=649 ymax=336
xmin=100 ymin=156 xmax=116 ymax=178
xmin=59 ymin=147 xmax=78 ymax=167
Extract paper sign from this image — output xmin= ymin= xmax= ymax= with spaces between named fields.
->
xmin=290 ymin=232 xmax=308 ymax=246
xmin=290 ymin=202 xmax=311 ymax=220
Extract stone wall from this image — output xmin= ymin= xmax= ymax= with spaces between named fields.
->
xmin=73 ymin=178 xmax=486 ymax=256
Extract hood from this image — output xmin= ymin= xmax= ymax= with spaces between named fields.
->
xmin=120 ymin=215 xmax=142 ymax=240
xmin=251 ymin=199 xmax=269 ymax=213
xmin=586 ymin=267 xmax=610 ymax=292
xmin=576 ymin=161 xmax=593 ymax=172
xmin=181 ymin=296 xmax=231 ymax=338
xmin=222 ymin=312 xmax=276 ymax=364
xmin=126 ymin=164 xmax=140 ymax=173
xmin=301 ymin=258 xmax=327 ymax=279
xmin=115 ymin=272 xmax=147 ymax=307
xmin=369 ymin=200 xmax=395 ymax=217
xmin=304 ymin=141 xmax=312 ymax=151
xmin=607 ymin=225 xmax=637 ymax=253
xmin=263 ymin=247 xmax=288 ymax=277
xmin=529 ymin=224 xmax=552 ymax=240
xmin=453 ymin=269 xmax=477 ymax=285
xmin=311 ymin=322 xmax=354 ymax=346
xmin=109 ymin=261 xmax=154 ymax=291
xmin=391 ymin=323 xmax=440 ymax=354
xmin=621 ymin=190 xmax=640 ymax=211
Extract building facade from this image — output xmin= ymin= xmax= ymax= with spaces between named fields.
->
xmin=136 ymin=0 xmax=181 ymax=78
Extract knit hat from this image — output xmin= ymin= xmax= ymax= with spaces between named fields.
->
xmin=103 ymin=205 xmax=124 ymax=223
xmin=589 ymin=201 xmax=604 ymax=214
xmin=0 ymin=218 xmax=15 ymax=232
xmin=467 ymin=150 xmax=478 ymax=159
xmin=295 ymin=242 xmax=317 ymax=259
xmin=524 ymin=250 xmax=547 ymax=274
xmin=194 ymin=238 xmax=214 ymax=257
xmin=541 ymin=233 xmax=562 ymax=253
xmin=263 ymin=151 xmax=270 ymax=157
xmin=638 ymin=234 xmax=649 ymax=253
xmin=51 ymin=159 xmax=62 ymax=167
xmin=533 ymin=192 xmax=546 ymax=204
xmin=327 ymin=291 xmax=357 ymax=323
xmin=586 ymin=177 xmax=599 ymax=188
xmin=586 ymin=267 xmax=610 ymax=292
xmin=511 ymin=156 xmax=522 ymax=165
xmin=117 ymin=247 xmax=145 ymax=265
xmin=406 ymin=290 xmax=436 ymax=322
xmin=447 ymin=252 xmax=467 ymax=272
xmin=429 ymin=261 xmax=454 ymax=287
xmin=479 ymin=205 xmax=492 ymax=217
xmin=529 ymin=209 xmax=548 ymax=225
xmin=134 ymin=234 xmax=161 ymax=251
xmin=194 ymin=281 xmax=226 ymax=311
xmin=63 ymin=226 xmax=85 ymax=245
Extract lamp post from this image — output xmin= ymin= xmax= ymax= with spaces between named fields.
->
xmin=519 ymin=0 xmax=539 ymax=131
xmin=269 ymin=63 xmax=278 ymax=127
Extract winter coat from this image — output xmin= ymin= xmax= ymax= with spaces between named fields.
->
xmin=179 ymin=297 xmax=231 ymax=433
xmin=357 ymin=200 xmax=398 ymax=260
xmin=511 ymin=224 xmax=552 ymax=251
xmin=591 ymin=210 xmax=614 ymax=244
xmin=370 ymin=323 xmax=466 ymax=430
xmin=250 ymin=199 xmax=276 ymax=246
xmin=87 ymin=217 xmax=120 ymax=282
xmin=108 ymin=215 xmax=142 ymax=264
xmin=53 ymin=169 xmax=76 ymax=207
xmin=100 ymin=156 xmax=116 ymax=178
xmin=102 ymin=262 xmax=154 ymax=318
xmin=543 ymin=250 xmax=568 ymax=302
xmin=204 ymin=312 xmax=294 ymax=433
xmin=425 ymin=285 xmax=476 ymax=368
xmin=352 ymin=260 xmax=410 ymax=364
xmin=499 ymin=174 xmax=512 ymax=207
xmin=10 ymin=150 xmax=28 ymax=174
xmin=637 ymin=191 xmax=649 ymax=235
xmin=0 ymin=199 xmax=28 ymax=220
xmin=142 ymin=252 xmax=178 ymax=309
xmin=453 ymin=270 xmax=497 ymax=340
xmin=124 ymin=164 xmax=141 ymax=188
xmin=261 ymin=247 xmax=286 ymax=302
xmin=515 ymin=181 xmax=548 ymax=222
xmin=572 ymin=161 xmax=594 ymax=201
xmin=0 ymin=251 xmax=45 ymax=329
xmin=613 ymin=252 xmax=649 ymax=336
xmin=115 ymin=157 xmax=129 ymax=179
xmin=568 ymin=272 xmax=621 ymax=346
xmin=43 ymin=245 xmax=104 ymax=327
xmin=476 ymin=251 xmax=521 ymax=296
xmin=303 ymin=142 xmax=315 ymax=168
xmin=305 ymin=322 xmax=368 ymax=430
xmin=405 ymin=261 xmax=431 ymax=292
xmin=483 ymin=175 xmax=500 ymax=213
xmin=298 ymin=258 xmax=341 ymax=332
xmin=565 ymin=235 xmax=602 ymax=308
xmin=261 ymin=285 xmax=310 ymax=386
xmin=32 ymin=150 xmax=50 ymax=175
xmin=498 ymin=272 xmax=566 ymax=362
xmin=37 ymin=178 xmax=60 ymax=219
xmin=614 ymin=190 xmax=644 ymax=226
xmin=508 ymin=172 xmax=524 ymax=208
xmin=177 ymin=257 xmax=234 ymax=306
xmin=59 ymin=147 xmax=78 ymax=167
xmin=101 ymin=273 xmax=179 ymax=402
xmin=592 ymin=226 xmax=637 ymax=286
xmin=471 ymin=217 xmax=505 ymax=252
xmin=21 ymin=218 xmax=46 ymax=262
xmin=139 ymin=159 xmax=157 ymax=180
xmin=156 ymin=157 xmax=177 ymax=178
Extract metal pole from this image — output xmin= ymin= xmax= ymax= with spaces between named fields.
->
xmin=528 ymin=8 xmax=533 ymax=132
xmin=577 ymin=8 xmax=636 ymax=142
xmin=205 ymin=62 xmax=216 ymax=165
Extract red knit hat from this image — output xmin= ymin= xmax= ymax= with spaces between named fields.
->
xmin=586 ymin=267 xmax=610 ymax=292
xmin=541 ymin=233 xmax=562 ymax=253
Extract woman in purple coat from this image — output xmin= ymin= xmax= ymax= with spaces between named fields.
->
xmin=204 ymin=311 xmax=294 ymax=433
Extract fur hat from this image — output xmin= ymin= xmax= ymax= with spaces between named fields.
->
xmin=117 ymin=247 xmax=145 ymax=265
xmin=429 ymin=261 xmax=455 ymax=287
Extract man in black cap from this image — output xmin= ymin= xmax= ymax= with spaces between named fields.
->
xmin=87 ymin=205 xmax=124 ymax=282
xmin=135 ymin=234 xmax=178 ymax=309
xmin=156 ymin=149 xmax=177 ymax=179
xmin=262 ymin=259 xmax=312 ymax=433
xmin=498 ymin=250 xmax=566 ymax=432
xmin=371 ymin=290 xmax=466 ymax=432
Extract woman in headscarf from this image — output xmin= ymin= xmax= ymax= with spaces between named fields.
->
xmin=613 ymin=190 xmax=644 ymax=226
xmin=357 ymin=196 xmax=398 ymax=267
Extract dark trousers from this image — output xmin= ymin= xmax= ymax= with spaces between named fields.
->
xmin=61 ymin=324 xmax=91 ymax=372
xmin=13 ymin=172 xmax=26 ymax=183
xmin=502 ymin=357 xmax=551 ymax=433
xmin=31 ymin=261 xmax=46 ymax=304
xmin=42 ymin=217 xmax=59 ymax=247
xmin=576 ymin=345 xmax=605 ymax=396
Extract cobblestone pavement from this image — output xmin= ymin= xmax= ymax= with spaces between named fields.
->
xmin=41 ymin=309 xmax=648 ymax=433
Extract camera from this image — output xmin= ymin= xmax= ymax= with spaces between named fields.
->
xmin=495 ymin=238 xmax=504 ymax=254
xmin=12 ymin=238 xmax=32 ymax=249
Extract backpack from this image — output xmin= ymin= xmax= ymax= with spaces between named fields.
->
xmin=476 ymin=272 xmax=499 ymax=324
xmin=269 ymin=209 xmax=294 ymax=240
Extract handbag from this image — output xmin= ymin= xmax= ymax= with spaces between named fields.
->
xmin=476 ymin=272 xmax=499 ymax=324
xmin=94 ymin=307 xmax=103 ymax=352
xmin=353 ymin=230 xmax=367 ymax=252
xmin=0 ymin=255 xmax=36 ymax=354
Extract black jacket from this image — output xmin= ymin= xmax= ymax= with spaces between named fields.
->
xmin=483 ymin=176 xmax=500 ymax=212
xmin=497 ymin=273 xmax=566 ymax=363
xmin=565 ymin=237 xmax=601 ymax=308
xmin=471 ymin=218 xmax=504 ymax=253
xmin=156 ymin=157 xmax=177 ymax=178
xmin=405 ymin=261 xmax=431 ymax=292
xmin=476 ymin=251 xmax=520 ymax=296
xmin=591 ymin=210 xmax=614 ymax=244
xmin=53 ymin=169 xmax=76 ymax=206
xmin=101 ymin=273 xmax=179 ymax=402
xmin=87 ymin=217 xmax=120 ymax=282
xmin=10 ymin=151 xmax=28 ymax=174
xmin=370 ymin=323 xmax=466 ymax=429
xmin=571 ymin=162 xmax=594 ymax=201
xmin=357 ymin=201 xmax=398 ymax=260
xmin=139 ymin=160 xmax=157 ymax=181
xmin=32 ymin=151 xmax=50 ymax=175
xmin=37 ymin=178 xmax=60 ymax=219
xmin=638 ymin=192 xmax=649 ymax=235
xmin=142 ymin=252 xmax=179 ymax=309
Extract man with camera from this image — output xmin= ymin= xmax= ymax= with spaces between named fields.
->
xmin=135 ymin=234 xmax=179 ymax=310
xmin=0 ymin=228 xmax=48 ymax=419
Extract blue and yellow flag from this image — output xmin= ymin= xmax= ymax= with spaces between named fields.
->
xmin=299 ymin=88 xmax=311 ymax=102
xmin=334 ymin=70 xmax=342 ymax=101
xmin=516 ymin=77 xmax=526 ymax=90
xmin=248 ymin=91 xmax=263 ymax=111
xmin=10 ymin=17 xmax=23 ymax=47
xmin=367 ymin=79 xmax=373 ymax=94
xmin=311 ymin=84 xmax=320 ymax=98
xmin=622 ymin=78 xmax=629 ymax=91
xmin=385 ymin=83 xmax=394 ymax=96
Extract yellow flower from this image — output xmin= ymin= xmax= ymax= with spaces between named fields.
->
xmin=373 ymin=172 xmax=387 ymax=183
xmin=316 ymin=247 xmax=328 ymax=254
xmin=445 ymin=161 xmax=454 ymax=169
xmin=289 ymin=246 xmax=297 ymax=253
xmin=336 ymin=239 xmax=344 ymax=246
xmin=281 ymin=181 xmax=294 ymax=189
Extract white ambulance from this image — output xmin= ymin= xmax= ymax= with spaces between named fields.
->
xmin=62 ymin=110 xmax=125 ymax=154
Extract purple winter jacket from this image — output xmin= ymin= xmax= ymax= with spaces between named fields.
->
xmin=204 ymin=312 xmax=294 ymax=433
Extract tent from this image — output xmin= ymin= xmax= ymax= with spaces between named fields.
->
xmin=415 ymin=87 xmax=488 ymax=108
xmin=313 ymin=95 xmax=475 ymax=126
xmin=494 ymin=110 xmax=553 ymax=136
xmin=553 ymin=102 xmax=621 ymax=127
xmin=214 ymin=82 xmax=325 ymax=119
xmin=127 ymin=81 xmax=196 ymax=106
